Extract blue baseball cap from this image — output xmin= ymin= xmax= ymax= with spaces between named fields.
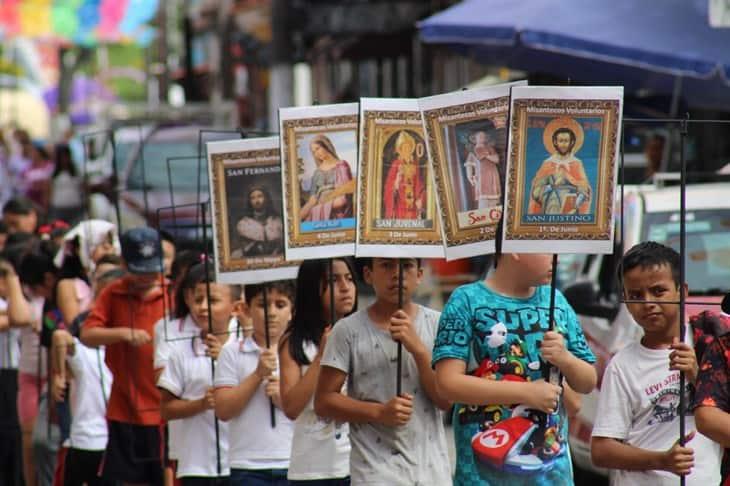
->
xmin=120 ymin=227 xmax=163 ymax=274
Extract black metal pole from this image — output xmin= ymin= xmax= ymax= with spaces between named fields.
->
xmin=397 ymin=259 xmax=404 ymax=396
xmin=82 ymin=134 xmax=92 ymax=222
xmin=678 ymin=115 xmax=689 ymax=486
xmin=329 ymin=259 xmax=336 ymax=326
xmin=548 ymin=254 xmax=558 ymax=332
xmin=201 ymin=201 xmax=221 ymax=475
xmin=542 ymin=254 xmax=560 ymax=384
xmin=166 ymin=157 xmax=176 ymax=233
xmin=138 ymin=125 xmax=150 ymax=222
xmin=108 ymin=132 xmax=122 ymax=230
xmin=197 ymin=130 xmax=204 ymax=237
xmin=262 ymin=283 xmax=276 ymax=428
xmin=154 ymin=206 xmax=172 ymax=344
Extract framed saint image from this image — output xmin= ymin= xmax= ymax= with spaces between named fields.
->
xmin=280 ymin=103 xmax=358 ymax=260
xmin=420 ymin=81 xmax=526 ymax=260
xmin=356 ymin=98 xmax=443 ymax=258
xmin=207 ymin=137 xmax=299 ymax=284
xmin=502 ymin=86 xmax=624 ymax=254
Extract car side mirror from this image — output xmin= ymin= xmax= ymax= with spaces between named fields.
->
xmin=563 ymin=281 xmax=619 ymax=320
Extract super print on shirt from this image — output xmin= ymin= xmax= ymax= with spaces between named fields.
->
xmin=433 ymin=282 xmax=595 ymax=483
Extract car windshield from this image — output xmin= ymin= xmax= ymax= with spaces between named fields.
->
xmin=126 ymin=141 xmax=209 ymax=193
xmin=642 ymin=209 xmax=730 ymax=295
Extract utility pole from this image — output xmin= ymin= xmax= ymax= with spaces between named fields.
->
xmin=268 ymin=0 xmax=293 ymax=130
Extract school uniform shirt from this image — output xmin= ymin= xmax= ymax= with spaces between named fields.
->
xmin=84 ymin=276 xmax=170 ymax=425
xmin=153 ymin=315 xmax=200 ymax=371
xmin=154 ymin=314 xmax=200 ymax=461
xmin=432 ymin=282 xmax=596 ymax=486
xmin=214 ymin=336 xmax=294 ymax=471
xmin=592 ymin=335 xmax=722 ymax=486
xmin=154 ymin=316 xmax=240 ymax=370
xmin=321 ymin=306 xmax=451 ymax=486
xmin=158 ymin=334 xmax=234 ymax=478
xmin=67 ymin=338 xmax=112 ymax=451
xmin=288 ymin=341 xmax=350 ymax=481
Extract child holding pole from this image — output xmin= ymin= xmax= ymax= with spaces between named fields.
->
xmin=279 ymin=258 xmax=358 ymax=484
xmin=433 ymin=252 xmax=597 ymax=485
xmin=158 ymin=263 xmax=242 ymax=484
xmin=214 ymin=281 xmax=295 ymax=486
xmin=591 ymin=242 xmax=721 ymax=485
xmin=314 ymin=257 xmax=451 ymax=485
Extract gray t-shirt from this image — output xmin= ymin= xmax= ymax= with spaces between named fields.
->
xmin=321 ymin=306 xmax=451 ymax=485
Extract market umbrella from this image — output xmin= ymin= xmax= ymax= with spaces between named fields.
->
xmin=419 ymin=0 xmax=730 ymax=111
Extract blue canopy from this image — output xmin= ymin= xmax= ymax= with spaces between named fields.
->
xmin=419 ymin=0 xmax=730 ymax=110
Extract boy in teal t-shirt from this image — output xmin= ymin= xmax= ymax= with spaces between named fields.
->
xmin=432 ymin=253 xmax=596 ymax=486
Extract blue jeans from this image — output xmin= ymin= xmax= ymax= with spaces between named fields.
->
xmin=230 ymin=468 xmax=289 ymax=486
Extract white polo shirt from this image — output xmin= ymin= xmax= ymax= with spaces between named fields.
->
xmin=154 ymin=316 xmax=241 ymax=369
xmin=153 ymin=315 xmax=199 ymax=370
xmin=158 ymin=334 xmax=234 ymax=478
xmin=154 ymin=315 xmax=199 ymax=460
xmin=214 ymin=336 xmax=294 ymax=470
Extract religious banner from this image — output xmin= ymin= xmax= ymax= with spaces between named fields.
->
xmin=356 ymin=98 xmax=443 ymax=258
xmin=502 ymin=86 xmax=624 ymax=253
xmin=420 ymin=81 xmax=526 ymax=260
xmin=207 ymin=137 xmax=299 ymax=284
xmin=279 ymin=103 xmax=359 ymax=260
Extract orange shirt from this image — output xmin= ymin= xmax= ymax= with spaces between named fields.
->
xmin=84 ymin=276 xmax=170 ymax=425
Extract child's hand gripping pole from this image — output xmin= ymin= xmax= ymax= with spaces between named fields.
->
xmin=539 ymin=254 xmax=563 ymax=428
xmin=541 ymin=254 xmax=562 ymax=386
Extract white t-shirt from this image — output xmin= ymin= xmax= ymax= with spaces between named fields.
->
xmin=592 ymin=339 xmax=722 ymax=486
xmin=214 ymin=336 xmax=294 ymax=470
xmin=0 ymin=298 xmax=20 ymax=370
xmin=67 ymin=338 xmax=112 ymax=451
xmin=288 ymin=341 xmax=350 ymax=480
xmin=50 ymin=171 xmax=83 ymax=208
xmin=18 ymin=297 xmax=46 ymax=377
xmin=321 ymin=306 xmax=451 ymax=486
xmin=158 ymin=334 xmax=233 ymax=478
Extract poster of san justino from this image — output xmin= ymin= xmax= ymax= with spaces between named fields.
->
xmin=502 ymin=86 xmax=624 ymax=254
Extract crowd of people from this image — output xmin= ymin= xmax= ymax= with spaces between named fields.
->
xmin=0 ymin=128 xmax=85 ymax=224
xmin=0 ymin=190 xmax=727 ymax=486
